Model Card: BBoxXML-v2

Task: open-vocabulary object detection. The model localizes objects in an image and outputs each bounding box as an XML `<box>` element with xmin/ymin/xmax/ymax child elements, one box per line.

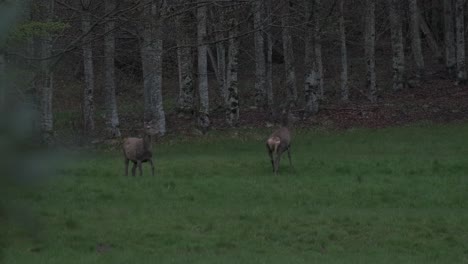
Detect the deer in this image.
<box><xmin>122</xmin><ymin>121</ymin><xmax>158</xmax><ymax>176</ymax></box>
<box><xmin>266</xmin><ymin>105</ymin><xmax>295</xmax><ymax>175</ymax></box>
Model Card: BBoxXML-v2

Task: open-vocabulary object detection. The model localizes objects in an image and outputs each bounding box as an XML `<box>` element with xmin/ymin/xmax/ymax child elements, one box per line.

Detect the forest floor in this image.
<box><xmin>2</xmin><ymin>123</ymin><xmax>468</xmax><ymax>263</ymax></box>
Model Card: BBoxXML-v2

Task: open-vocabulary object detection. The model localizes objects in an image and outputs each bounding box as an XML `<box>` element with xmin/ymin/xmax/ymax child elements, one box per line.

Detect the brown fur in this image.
<box><xmin>123</xmin><ymin>122</ymin><xmax>157</xmax><ymax>176</ymax></box>
<box><xmin>266</xmin><ymin>127</ymin><xmax>293</xmax><ymax>175</ymax></box>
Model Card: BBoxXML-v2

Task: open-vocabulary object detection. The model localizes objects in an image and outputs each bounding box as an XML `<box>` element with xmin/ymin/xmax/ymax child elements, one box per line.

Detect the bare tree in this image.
<box><xmin>81</xmin><ymin>0</ymin><xmax>95</xmax><ymax>134</ymax></box>
<box><xmin>103</xmin><ymin>0</ymin><xmax>120</xmax><ymax>138</ymax></box>
<box><xmin>364</xmin><ymin>0</ymin><xmax>376</xmax><ymax>102</ymax></box>
<box><xmin>304</xmin><ymin>0</ymin><xmax>319</xmax><ymax>115</ymax></box>
<box><xmin>409</xmin><ymin>0</ymin><xmax>424</xmax><ymax>80</ymax></box>
<box><xmin>197</xmin><ymin>1</ymin><xmax>210</xmax><ymax>131</ymax></box>
<box><xmin>265</xmin><ymin>0</ymin><xmax>274</xmax><ymax>110</ymax></box>
<box><xmin>175</xmin><ymin>2</ymin><xmax>194</xmax><ymax>115</ymax></box>
<box><xmin>140</xmin><ymin>0</ymin><xmax>166</xmax><ymax>135</ymax></box>
<box><xmin>455</xmin><ymin>0</ymin><xmax>466</xmax><ymax>83</ymax></box>
<box><xmin>281</xmin><ymin>0</ymin><xmax>297</xmax><ymax>104</ymax></box>
<box><xmin>226</xmin><ymin>18</ymin><xmax>240</xmax><ymax>126</ymax></box>
<box><xmin>389</xmin><ymin>0</ymin><xmax>405</xmax><ymax>91</ymax></box>
<box><xmin>36</xmin><ymin>0</ymin><xmax>55</xmax><ymax>143</ymax></box>
<box><xmin>0</xmin><ymin>51</ymin><xmax>5</xmax><ymax>106</ymax></box>
<box><xmin>314</xmin><ymin>0</ymin><xmax>324</xmax><ymax>99</ymax></box>
<box><xmin>253</xmin><ymin>0</ymin><xmax>266</xmax><ymax>108</ymax></box>
<box><xmin>443</xmin><ymin>0</ymin><xmax>456</xmax><ymax>76</ymax></box>
<box><xmin>339</xmin><ymin>0</ymin><xmax>348</xmax><ymax>100</ymax></box>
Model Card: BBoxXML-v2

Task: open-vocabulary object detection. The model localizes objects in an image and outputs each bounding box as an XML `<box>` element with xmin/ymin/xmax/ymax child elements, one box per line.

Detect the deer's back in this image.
<box><xmin>123</xmin><ymin>137</ymin><xmax>151</xmax><ymax>161</ymax></box>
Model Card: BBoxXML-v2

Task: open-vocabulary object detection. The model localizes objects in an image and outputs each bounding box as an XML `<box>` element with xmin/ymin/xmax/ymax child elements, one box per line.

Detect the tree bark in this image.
<box><xmin>140</xmin><ymin>0</ymin><xmax>166</xmax><ymax>135</ymax></box>
<box><xmin>455</xmin><ymin>0</ymin><xmax>466</xmax><ymax>83</ymax></box>
<box><xmin>443</xmin><ymin>0</ymin><xmax>456</xmax><ymax>76</ymax></box>
<box><xmin>81</xmin><ymin>6</ymin><xmax>95</xmax><ymax>134</ymax></box>
<box><xmin>0</xmin><ymin>52</ymin><xmax>5</xmax><ymax>107</ymax></box>
<box><xmin>304</xmin><ymin>0</ymin><xmax>319</xmax><ymax>115</ymax></box>
<box><xmin>265</xmin><ymin>0</ymin><xmax>274</xmax><ymax>110</ymax></box>
<box><xmin>104</xmin><ymin>0</ymin><xmax>121</xmax><ymax>138</ymax></box>
<box><xmin>314</xmin><ymin>0</ymin><xmax>324</xmax><ymax>99</ymax></box>
<box><xmin>339</xmin><ymin>0</ymin><xmax>348</xmax><ymax>100</ymax></box>
<box><xmin>281</xmin><ymin>0</ymin><xmax>297</xmax><ymax>104</ymax></box>
<box><xmin>365</xmin><ymin>0</ymin><xmax>376</xmax><ymax>102</ymax></box>
<box><xmin>226</xmin><ymin>19</ymin><xmax>240</xmax><ymax>127</ymax></box>
<box><xmin>389</xmin><ymin>0</ymin><xmax>405</xmax><ymax>91</ymax></box>
<box><xmin>175</xmin><ymin>5</ymin><xmax>194</xmax><ymax>114</ymax></box>
<box><xmin>197</xmin><ymin>2</ymin><xmax>210</xmax><ymax>132</ymax></box>
<box><xmin>254</xmin><ymin>0</ymin><xmax>266</xmax><ymax>108</ymax></box>
<box><xmin>409</xmin><ymin>0</ymin><xmax>424</xmax><ymax>80</ymax></box>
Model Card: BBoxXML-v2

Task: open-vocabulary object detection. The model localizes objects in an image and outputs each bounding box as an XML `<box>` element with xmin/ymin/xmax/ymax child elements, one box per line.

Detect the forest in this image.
<box><xmin>1</xmin><ymin>0</ymin><xmax>467</xmax><ymax>142</ymax></box>
<box><xmin>1</xmin><ymin>0</ymin><xmax>468</xmax><ymax>263</ymax></box>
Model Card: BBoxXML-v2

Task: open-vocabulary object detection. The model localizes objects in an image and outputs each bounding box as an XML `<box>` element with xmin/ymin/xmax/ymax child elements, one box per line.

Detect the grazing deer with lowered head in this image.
<box><xmin>266</xmin><ymin>106</ymin><xmax>295</xmax><ymax>175</ymax></box>
<box><xmin>123</xmin><ymin>122</ymin><xmax>158</xmax><ymax>176</ymax></box>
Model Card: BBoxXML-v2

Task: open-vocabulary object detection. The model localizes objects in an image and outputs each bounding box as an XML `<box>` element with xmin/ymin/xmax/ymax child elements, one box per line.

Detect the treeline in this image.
<box><xmin>0</xmin><ymin>0</ymin><xmax>465</xmax><ymax>143</ymax></box>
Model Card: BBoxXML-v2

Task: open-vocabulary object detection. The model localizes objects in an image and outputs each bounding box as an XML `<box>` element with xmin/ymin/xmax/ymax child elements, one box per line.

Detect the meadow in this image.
<box><xmin>2</xmin><ymin>123</ymin><xmax>468</xmax><ymax>263</ymax></box>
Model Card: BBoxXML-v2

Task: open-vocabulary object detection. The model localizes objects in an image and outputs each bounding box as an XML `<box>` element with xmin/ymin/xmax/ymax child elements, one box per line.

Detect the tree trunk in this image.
<box><xmin>140</xmin><ymin>0</ymin><xmax>166</xmax><ymax>135</ymax></box>
<box><xmin>389</xmin><ymin>0</ymin><xmax>405</xmax><ymax>91</ymax></box>
<box><xmin>339</xmin><ymin>0</ymin><xmax>348</xmax><ymax>100</ymax></box>
<box><xmin>304</xmin><ymin>0</ymin><xmax>319</xmax><ymax>115</ymax></box>
<box><xmin>281</xmin><ymin>0</ymin><xmax>297</xmax><ymax>104</ymax></box>
<box><xmin>226</xmin><ymin>19</ymin><xmax>240</xmax><ymax>127</ymax></box>
<box><xmin>197</xmin><ymin>2</ymin><xmax>210</xmax><ymax>132</ymax></box>
<box><xmin>175</xmin><ymin>7</ymin><xmax>194</xmax><ymax>114</ymax></box>
<box><xmin>81</xmin><ymin>8</ymin><xmax>95</xmax><ymax>134</ymax></box>
<box><xmin>38</xmin><ymin>0</ymin><xmax>54</xmax><ymax>144</ymax></box>
<box><xmin>419</xmin><ymin>10</ymin><xmax>442</xmax><ymax>61</ymax></box>
<box><xmin>254</xmin><ymin>0</ymin><xmax>266</xmax><ymax>108</ymax></box>
<box><xmin>409</xmin><ymin>0</ymin><xmax>424</xmax><ymax>80</ymax></box>
<box><xmin>0</xmin><ymin>52</ymin><xmax>5</xmax><ymax>106</ymax></box>
<box><xmin>104</xmin><ymin>0</ymin><xmax>121</xmax><ymax>138</ymax></box>
<box><xmin>265</xmin><ymin>0</ymin><xmax>274</xmax><ymax>110</ymax></box>
<box><xmin>314</xmin><ymin>0</ymin><xmax>324</xmax><ymax>99</ymax></box>
<box><xmin>365</xmin><ymin>0</ymin><xmax>376</xmax><ymax>102</ymax></box>
<box><xmin>443</xmin><ymin>0</ymin><xmax>456</xmax><ymax>76</ymax></box>
<box><xmin>455</xmin><ymin>0</ymin><xmax>466</xmax><ymax>83</ymax></box>
<box><xmin>210</xmin><ymin>5</ymin><xmax>227</xmax><ymax>105</ymax></box>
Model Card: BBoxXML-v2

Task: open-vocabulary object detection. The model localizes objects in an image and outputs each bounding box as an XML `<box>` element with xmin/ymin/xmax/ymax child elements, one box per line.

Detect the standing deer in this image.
<box><xmin>266</xmin><ymin>107</ymin><xmax>294</xmax><ymax>175</ymax></box>
<box><xmin>123</xmin><ymin>122</ymin><xmax>158</xmax><ymax>176</ymax></box>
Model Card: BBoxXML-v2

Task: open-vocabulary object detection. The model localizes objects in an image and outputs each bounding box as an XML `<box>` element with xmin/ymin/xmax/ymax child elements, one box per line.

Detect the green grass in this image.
<box><xmin>3</xmin><ymin>123</ymin><xmax>468</xmax><ymax>263</ymax></box>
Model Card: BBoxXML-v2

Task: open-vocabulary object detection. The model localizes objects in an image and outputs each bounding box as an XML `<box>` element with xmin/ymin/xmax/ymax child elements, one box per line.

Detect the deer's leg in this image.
<box><xmin>267</xmin><ymin>148</ymin><xmax>275</xmax><ymax>172</ymax></box>
<box><xmin>137</xmin><ymin>160</ymin><xmax>143</xmax><ymax>176</ymax></box>
<box><xmin>274</xmin><ymin>154</ymin><xmax>281</xmax><ymax>175</ymax></box>
<box><xmin>287</xmin><ymin>145</ymin><xmax>293</xmax><ymax>168</ymax></box>
<box><xmin>131</xmin><ymin>162</ymin><xmax>137</xmax><ymax>176</ymax></box>
<box><xmin>124</xmin><ymin>158</ymin><xmax>130</xmax><ymax>176</ymax></box>
<box><xmin>148</xmin><ymin>159</ymin><xmax>155</xmax><ymax>176</ymax></box>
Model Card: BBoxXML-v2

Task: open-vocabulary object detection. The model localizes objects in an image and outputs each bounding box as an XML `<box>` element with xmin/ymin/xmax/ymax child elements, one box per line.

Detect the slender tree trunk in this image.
<box><xmin>215</xmin><ymin>8</ymin><xmax>227</xmax><ymax>105</ymax></box>
<box><xmin>281</xmin><ymin>0</ymin><xmax>297</xmax><ymax>104</ymax></box>
<box><xmin>389</xmin><ymin>0</ymin><xmax>405</xmax><ymax>91</ymax></box>
<box><xmin>175</xmin><ymin>8</ymin><xmax>194</xmax><ymax>114</ymax></box>
<box><xmin>409</xmin><ymin>0</ymin><xmax>424</xmax><ymax>80</ymax></box>
<box><xmin>304</xmin><ymin>0</ymin><xmax>319</xmax><ymax>115</ymax></box>
<box><xmin>197</xmin><ymin>2</ymin><xmax>210</xmax><ymax>131</ymax></box>
<box><xmin>104</xmin><ymin>0</ymin><xmax>120</xmax><ymax>138</ymax></box>
<box><xmin>81</xmin><ymin>7</ymin><xmax>95</xmax><ymax>134</ymax></box>
<box><xmin>37</xmin><ymin>0</ymin><xmax>54</xmax><ymax>144</ymax></box>
<box><xmin>314</xmin><ymin>0</ymin><xmax>324</xmax><ymax>99</ymax></box>
<box><xmin>339</xmin><ymin>0</ymin><xmax>348</xmax><ymax>100</ymax></box>
<box><xmin>455</xmin><ymin>0</ymin><xmax>466</xmax><ymax>83</ymax></box>
<box><xmin>419</xmin><ymin>11</ymin><xmax>442</xmax><ymax>61</ymax></box>
<box><xmin>254</xmin><ymin>0</ymin><xmax>266</xmax><ymax>108</ymax></box>
<box><xmin>0</xmin><ymin>52</ymin><xmax>5</xmax><ymax>106</ymax></box>
<box><xmin>443</xmin><ymin>0</ymin><xmax>456</xmax><ymax>76</ymax></box>
<box><xmin>431</xmin><ymin>0</ymin><xmax>442</xmax><ymax>40</ymax></box>
<box><xmin>226</xmin><ymin>19</ymin><xmax>240</xmax><ymax>126</ymax></box>
<box><xmin>365</xmin><ymin>0</ymin><xmax>376</xmax><ymax>102</ymax></box>
<box><xmin>265</xmin><ymin>0</ymin><xmax>274</xmax><ymax>110</ymax></box>
<box><xmin>141</xmin><ymin>0</ymin><xmax>166</xmax><ymax>135</ymax></box>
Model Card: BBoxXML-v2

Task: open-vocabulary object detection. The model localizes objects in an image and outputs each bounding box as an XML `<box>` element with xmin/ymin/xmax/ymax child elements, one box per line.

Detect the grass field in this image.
<box><xmin>2</xmin><ymin>123</ymin><xmax>468</xmax><ymax>263</ymax></box>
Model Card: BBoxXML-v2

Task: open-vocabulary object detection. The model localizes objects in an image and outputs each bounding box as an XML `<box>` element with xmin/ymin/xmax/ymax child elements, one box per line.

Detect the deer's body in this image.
<box><xmin>266</xmin><ymin>126</ymin><xmax>293</xmax><ymax>175</ymax></box>
<box><xmin>123</xmin><ymin>123</ymin><xmax>157</xmax><ymax>176</ymax></box>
